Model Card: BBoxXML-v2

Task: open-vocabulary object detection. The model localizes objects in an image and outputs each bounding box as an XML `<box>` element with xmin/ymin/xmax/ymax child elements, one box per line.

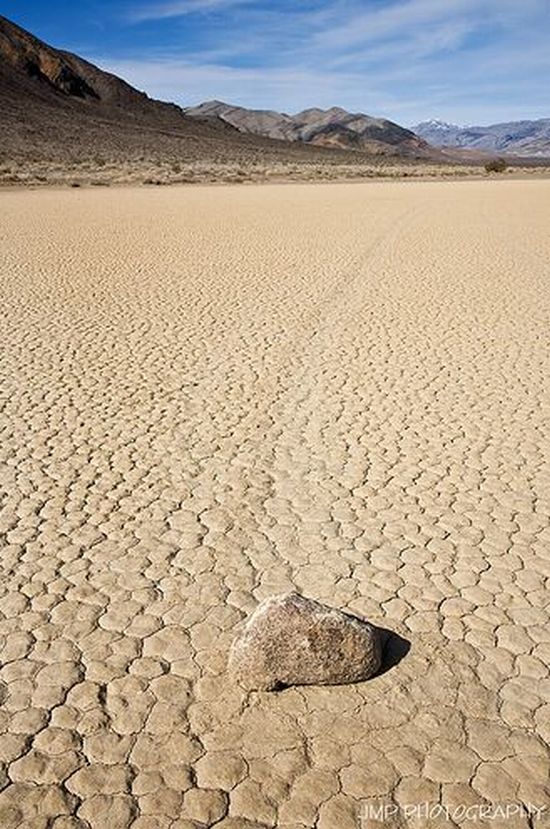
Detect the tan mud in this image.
<box><xmin>1</xmin><ymin>180</ymin><xmax>550</xmax><ymax>828</ymax></box>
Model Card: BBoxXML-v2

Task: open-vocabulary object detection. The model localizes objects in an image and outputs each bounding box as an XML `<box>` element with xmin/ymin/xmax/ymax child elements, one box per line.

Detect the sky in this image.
<box><xmin>2</xmin><ymin>0</ymin><xmax>549</xmax><ymax>125</ymax></box>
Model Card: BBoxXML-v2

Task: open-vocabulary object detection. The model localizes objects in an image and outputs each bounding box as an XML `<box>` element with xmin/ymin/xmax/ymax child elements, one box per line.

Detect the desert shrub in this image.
<box><xmin>485</xmin><ymin>158</ymin><xmax>507</xmax><ymax>173</ymax></box>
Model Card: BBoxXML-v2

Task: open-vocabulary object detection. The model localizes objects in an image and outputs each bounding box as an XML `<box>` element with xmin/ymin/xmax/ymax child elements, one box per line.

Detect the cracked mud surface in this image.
<box><xmin>1</xmin><ymin>180</ymin><xmax>550</xmax><ymax>828</ymax></box>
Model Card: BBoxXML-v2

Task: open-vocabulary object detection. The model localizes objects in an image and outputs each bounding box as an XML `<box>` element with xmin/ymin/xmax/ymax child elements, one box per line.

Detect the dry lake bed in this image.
<box><xmin>1</xmin><ymin>180</ymin><xmax>550</xmax><ymax>828</ymax></box>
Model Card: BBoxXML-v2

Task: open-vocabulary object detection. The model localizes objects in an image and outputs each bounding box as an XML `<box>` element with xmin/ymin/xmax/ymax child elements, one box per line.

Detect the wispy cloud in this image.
<box><xmin>90</xmin><ymin>0</ymin><xmax>550</xmax><ymax>123</ymax></box>
<box><xmin>129</xmin><ymin>0</ymin><xmax>253</xmax><ymax>22</ymax></box>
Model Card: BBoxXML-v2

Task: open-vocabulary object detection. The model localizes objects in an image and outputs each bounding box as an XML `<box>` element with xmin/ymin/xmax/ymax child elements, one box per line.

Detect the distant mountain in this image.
<box><xmin>413</xmin><ymin>118</ymin><xmax>550</xmax><ymax>157</ymax></box>
<box><xmin>187</xmin><ymin>101</ymin><xmax>430</xmax><ymax>156</ymax></box>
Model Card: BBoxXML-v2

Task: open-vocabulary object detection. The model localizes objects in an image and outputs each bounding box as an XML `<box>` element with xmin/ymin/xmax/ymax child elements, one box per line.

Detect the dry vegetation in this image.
<box><xmin>3</xmin><ymin>155</ymin><xmax>550</xmax><ymax>189</ymax></box>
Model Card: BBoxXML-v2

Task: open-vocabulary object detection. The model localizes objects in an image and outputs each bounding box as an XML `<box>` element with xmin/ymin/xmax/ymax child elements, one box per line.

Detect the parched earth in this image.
<box><xmin>1</xmin><ymin>180</ymin><xmax>549</xmax><ymax>829</ymax></box>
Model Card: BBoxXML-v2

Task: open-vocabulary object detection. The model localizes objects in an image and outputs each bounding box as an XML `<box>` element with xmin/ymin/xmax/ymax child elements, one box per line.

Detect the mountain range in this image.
<box><xmin>413</xmin><ymin>118</ymin><xmax>550</xmax><ymax>157</ymax></box>
<box><xmin>186</xmin><ymin>100</ymin><xmax>428</xmax><ymax>156</ymax></box>
<box><xmin>0</xmin><ymin>13</ymin><xmax>438</xmax><ymax>186</ymax></box>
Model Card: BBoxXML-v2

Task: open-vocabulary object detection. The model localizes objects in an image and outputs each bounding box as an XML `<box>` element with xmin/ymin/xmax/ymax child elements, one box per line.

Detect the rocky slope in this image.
<box><xmin>186</xmin><ymin>101</ymin><xmax>430</xmax><ymax>156</ymax></box>
<box><xmin>413</xmin><ymin>118</ymin><xmax>550</xmax><ymax>157</ymax></box>
<box><xmin>0</xmin><ymin>13</ymin><xmax>257</xmax><ymax>171</ymax></box>
<box><xmin>0</xmin><ymin>13</ymin><xmax>188</xmax><ymax>117</ymax></box>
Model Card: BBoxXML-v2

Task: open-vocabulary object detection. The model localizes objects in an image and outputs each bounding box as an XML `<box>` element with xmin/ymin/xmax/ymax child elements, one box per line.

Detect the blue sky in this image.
<box><xmin>3</xmin><ymin>0</ymin><xmax>549</xmax><ymax>125</ymax></box>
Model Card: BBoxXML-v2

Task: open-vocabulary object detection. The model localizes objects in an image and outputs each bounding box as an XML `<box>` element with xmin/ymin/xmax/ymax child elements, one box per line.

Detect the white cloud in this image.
<box><xmin>95</xmin><ymin>57</ymin><xmax>380</xmax><ymax>113</ymax></box>
<box><xmin>321</xmin><ymin>0</ymin><xmax>544</xmax><ymax>46</ymax></box>
<box><xmin>130</xmin><ymin>0</ymin><xmax>253</xmax><ymax>22</ymax></box>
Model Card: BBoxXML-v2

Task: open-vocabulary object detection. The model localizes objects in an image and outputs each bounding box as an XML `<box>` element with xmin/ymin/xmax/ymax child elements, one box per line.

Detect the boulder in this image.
<box><xmin>229</xmin><ymin>592</ymin><xmax>382</xmax><ymax>691</ymax></box>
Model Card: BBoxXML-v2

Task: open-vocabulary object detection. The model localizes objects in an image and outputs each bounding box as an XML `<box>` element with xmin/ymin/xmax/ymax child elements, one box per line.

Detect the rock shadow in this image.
<box><xmin>375</xmin><ymin>627</ymin><xmax>411</xmax><ymax>676</ymax></box>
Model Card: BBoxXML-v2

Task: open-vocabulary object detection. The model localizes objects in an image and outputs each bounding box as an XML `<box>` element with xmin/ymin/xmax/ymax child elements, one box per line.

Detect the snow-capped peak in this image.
<box><xmin>421</xmin><ymin>119</ymin><xmax>459</xmax><ymax>130</ymax></box>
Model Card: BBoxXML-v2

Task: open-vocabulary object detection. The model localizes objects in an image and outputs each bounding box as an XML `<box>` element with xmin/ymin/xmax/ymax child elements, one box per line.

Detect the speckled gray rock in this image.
<box><xmin>229</xmin><ymin>592</ymin><xmax>382</xmax><ymax>690</ymax></box>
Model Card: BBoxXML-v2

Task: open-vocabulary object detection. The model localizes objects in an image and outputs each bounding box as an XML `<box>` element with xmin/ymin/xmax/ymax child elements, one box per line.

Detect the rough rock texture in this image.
<box><xmin>230</xmin><ymin>593</ymin><xmax>382</xmax><ymax>690</ymax></box>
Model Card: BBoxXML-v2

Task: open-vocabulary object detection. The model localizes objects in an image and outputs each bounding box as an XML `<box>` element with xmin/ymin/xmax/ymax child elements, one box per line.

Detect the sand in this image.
<box><xmin>1</xmin><ymin>179</ymin><xmax>549</xmax><ymax>828</ymax></box>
